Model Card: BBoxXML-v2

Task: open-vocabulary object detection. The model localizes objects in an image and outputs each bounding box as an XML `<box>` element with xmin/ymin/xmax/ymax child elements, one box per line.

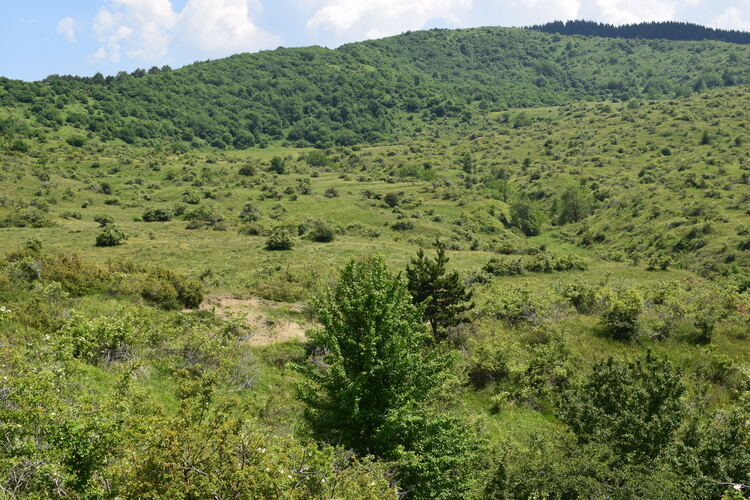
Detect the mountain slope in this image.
<box><xmin>2</xmin><ymin>26</ymin><xmax>750</xmax><ymax>148</ymax></box>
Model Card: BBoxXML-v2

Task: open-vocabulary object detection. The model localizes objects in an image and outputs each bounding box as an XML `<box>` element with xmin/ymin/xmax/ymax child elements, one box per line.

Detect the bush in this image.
<box><xmin>391</xmin><ymin>221</ymin><xmax>414</xmax><ymax>231</ymax></box>
<box><xmin>66</xmin><ymin>135</ymin><xmax>87</xmax><ymax>147</ymax></box>
<box><xmin>95</xmin><ymin>226</ymin><xmax>127</xmax><ymax>247</ymax></box>
<box><xmin>510</xmin><ymin>200</ymin><xmax>545</xmax><ymax>236</ymax></box>
<box><xmin>527</xmin><ymin>252</ymin><xmax>588</xmax><ymax>273</ymax></box>
<box><xmin>467</xmin><ymin>330</ymin><xmax>512</xmax><ymax>388</ymax></box>
<box><xmin>265</xmin><ymin>226</ymin><xmax>295</xmax><ymax>250</ymax></box>
<box><xmin>182</xmin><ymin>191</ymin><xmax>201</xmax><ymax>205</ymax></box>
<box><xmin>480</xmin><ymin>286</ymin><xmax>549</xmax><ymax>325</ymax></box>
<box><xmin>57</xmin><ymin>313</ymin><xmax>137</xmax><ymax>363</ymax></box>
<box><xmin>384</xmin><ymin>192</ymin><xmax>401</xmax><ymax>208</ymax></box>
<box><xmin>94</xmin><ymin>214</ymin><xmax>114</xmax><ymax>227</ymax></box>
<box><xmin>1</xmin><ymin>207</ymin><xmax>53</xmax><ymax>228</ymax></box>
<box><xmin>307</xmin><ymin>220</ymin><xmax>335</xmax><ymax>242</ymax></box>
<box><xmin>558</xmin><ymin>352</ymin><xmax>685</xmax><ymax>463</ymax></box>
<box><xmin>142</xmin><ymin>207</ymin><xmax>173</xmax><ymax>222</ymax></box>
<box><xmin>268</xmin><ymin>156</ymin><xmax>285</xmax><ymax>174</ymax></box>
<box><xmin>238</xmin><ymin>203</ymin><xmax>261</xmax><ymax>222</ymax></box>
<box><xmin>238</xmin><ymin>163</ymin><xmax>257</xmax><ymax>176</ymax></box>
<box><xmin>560</xmin><ymin>282</ymin><xmax>599</xmax><ymax>314</ymax></box>
<box><xmin>601</xmin><ymin>289</ymin><xmax>644</xmax><ymax>341</ymax></box>
<box><xmin>305</xmin><ymin>150</ymin><xmax>332</xmax><ymax>167</ymax></box>
<box><xmin>484</xmin><ymin>257</ymin><xmax>525</xmax><ymax>276</ymax></box>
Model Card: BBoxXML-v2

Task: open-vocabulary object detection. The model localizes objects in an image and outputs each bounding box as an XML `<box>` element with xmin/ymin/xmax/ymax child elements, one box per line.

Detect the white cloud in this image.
<box><xmin>90</xmin><ymin>0</ymin><xmax>279</xmax><ymax>65</ymax></box>
<box><xmin>515</xmin><ymin>0</ymin><xmax>582</xmax><ymax>21</ymax></box>
<box><xmin>712</xmin><ymin>2</ymin><xmax>750</xmax><ymax>31</ymax></box>
<box><xmin>177</xmin><ymin>0</ymin><xmax>278</xmax><ymax>54</ymax></box>
<box><xmin>593</xmin><ymin>0</ymin><xmax>676</xmax><ymax>24</ymax></box>
<box><xmin>307</xmin><ymin>0</ymin><xmax>474</xmax><ymax>40</ymax></box>
<box><xmin>57</xmin><ymin>17</ymin><xmax>77</xmax><ymax>43</ymax></box>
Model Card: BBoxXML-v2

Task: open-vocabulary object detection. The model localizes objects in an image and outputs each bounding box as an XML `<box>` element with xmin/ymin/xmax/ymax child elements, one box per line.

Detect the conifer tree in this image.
<box><xmin>406</xmin><ymin>240</ymin><xmax>474</xmax><ymax>340</ymax></box>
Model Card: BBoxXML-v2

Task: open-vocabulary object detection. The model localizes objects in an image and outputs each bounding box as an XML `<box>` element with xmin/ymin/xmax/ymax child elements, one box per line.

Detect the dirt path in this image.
<box><xmin>200</xmin><ymin>295</ymin><xmax>310</xmax><ymax>346</ymax></box>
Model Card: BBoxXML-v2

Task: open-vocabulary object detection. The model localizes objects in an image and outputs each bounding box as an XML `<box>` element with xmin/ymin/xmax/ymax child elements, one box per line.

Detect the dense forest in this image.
<box><xmin>1</xmin><ymin>27</ymin><xmax>750</xmax><ymax>149</ymax></box>
<box><xmin>1</xmin><ymin>24</ymin><xmax>750</xmax><ymax>499</ymax></box>
<box><xmin>531</xmin><ymin>20</ymin><xmax>750</xmax><ymax>45</ymax></box>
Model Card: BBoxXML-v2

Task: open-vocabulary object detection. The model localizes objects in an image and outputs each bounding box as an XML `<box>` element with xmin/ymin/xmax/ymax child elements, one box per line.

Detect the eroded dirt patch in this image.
<box><xmin>200</xmin><ymin>295</ymin><xmax>311</xmax><ymax>346</ymax></box>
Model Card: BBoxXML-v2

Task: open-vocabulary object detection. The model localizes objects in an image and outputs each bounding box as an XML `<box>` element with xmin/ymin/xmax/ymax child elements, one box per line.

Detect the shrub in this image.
<box><xmin>601</xmin><ymin>289</ymin><xmax>644</xmax><ymax>341</ymax></box>
<box><xmin>527</xmin><ymin>252</ymin><xmax>588</xmax><ymax>273</ymax></box>
<box><xmin>269</xmin><ymin>156</ymin><xmax>285</xmax><ymax>174</ymax></box>
<box><xmin>557</xmin><ymin>186</ymin><xmax>593</xmax><ymax>224</ymax></box>
<box><xmin>183</xmin><ymin>205</ymin><xmax>224</xmax><ymax>226</ymax></box>
<box><xmin>145</xmin><ymin>268</ymin><xmax>203</xmax><ymax>309</ymax></box>
<box><xmin>66</xmin><ymin>135</ymin><xmax>87</xmax><ymax>147</ymax></box>
<box><xmin>57</xmin><ymin>314</ymin><xmax>137</xmax><ymax>363</ymax></box>
<box><xmin>95</xmin><ymin>226</ymin><xmax>127</xmax><ymax>247</ymax></box>
<box><xmin>93</xmin><ymin>214</ymin><xmax>113</xmax><ymax>227</ymax></box>
<box><xmin>480</xmin><ymin>286</ymin><xmax>549</xmax><ymax>325</ymax></box>
<box><xmin>324</xmin><ymin>187</ymin><xmax>338</xmax><ymax>198</ymax></box>
<box><xmin>2</xmin><ymin>207</ymin><xmax>53</xmax><ymax>228</ymax></box>
<box><xmin>391</xmin><ymin>221</ymin><xmax>414</xmax><ymax>231</ymax></box>
<box><xmin>560</xmin><ymin>282</ymin><xmax>599</xmax><ymax>314</ymax></box>
<box><xmin>558</xmin><ymin>352</ymin><xmax>685</xmax><ymax>463</ymax></box>
<box><xmin>467</xmin><ymin>330</ymin><xmax>512</xmax><ymax>388</ymax></box>
<box><xmin>238</xmin><ymin>163</ymin><xmax>257</xmax><ymax>176</ymax></box>
<box><xmin>484</xmin><ymin>257</ymin><xmax>525</xmax><ymax>276</ymax></box>
<box><xmin>510</xmin><ymin>200</ymin><xmax>545</xmax><ymax>236</ymax></box>
<box><xmin>142</xmin><ymin>207</ymin><xmax>173</xmax><ymax>222</ymax></box>
<box><xmin>182</xmin><ymin>191</ymin><xmax>201</xmax><ymax>205</ymax></box>
<box><xmin>305</xmin><ymin>150</ymin><xmax>331</xmax><ymax>167</ymax></box>
<box><xmin>265</xmin><ymin>226</ymin><xmax>295</xmax><ymax>250</ymax></box>
<box><xmin>238</xmin><ymin>203</ymin><xmax>261</xmax><ymax>222</ymax></box>
<box><xmin>9</xmin><ymin>139</ymin><xmax>29</xmax><ymax>152</ymax></box>
<box><xmin>307</xmin><ymin>220</ymin><xmax>335</xmax><ymax>242</ymax></box>
<box><xmin>384</xmin><ymin>192</ymin><xmax>401</xmax><ymax>208</ymax></box>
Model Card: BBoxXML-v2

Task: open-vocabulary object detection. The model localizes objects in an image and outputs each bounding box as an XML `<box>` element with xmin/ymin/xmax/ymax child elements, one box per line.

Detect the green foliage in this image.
<box><xmin>558</xmin><ymin>351</ymin><xmax>686</xmax><ymax>463</ymax></box>
<box><xmin>1</xmin><ymin>207</ymin><xmax>53</xmax><ymax>228</ymax></box>
<box><xmin>510</xmin><ymin>199</ymin><xmax>545</xmax><ymax>236</ymax></box>
<box><xmin>560</xmin><ymin>281</ymin><xmax>600</xmax><ymax>314</ymax></box>
<box><xmin>300</xmin><ymin>256</ymin><xmax>482</xmax><ymax>498</ymax></box>
<box><xmin>142</xmin><ymin>206</ymin><xmax>173</xmax><ymax>222</ymax></box>
<box><xmin>479</xmin><ymin>286</ymin><xmax>550</xmax><ymax>325</ymax></box>
<box><xmin>66</xmin><ymin>135</ymin><xmax>87</xmax><ymax>147</ymax></box>
<box><xmin>601</xmin><ymin>288</ymin><xmax>644</xmax><ymax>341</ymax></box>
<box><xmin>307</xmin><ymin>219</ymin><xmax>335</xmax><ymax>243</ymax></box>
<box><xmin>93</xmin><ymin>214</ymin><xmax>114</xmax><ymax>227</ymax></box>
<box><xmin>305</xmin><ymin>150</ymin><xmax>332</xmax><ymax>167</ymax></box>
<box><xmin>265</xmin><ymin>226</ymin><xmax>295</xmax><ymax>251</ymax></box>
<box><xmin>526</xmin><ymin>252</ymin><xmax>588</xmax><ymax>272</ymax></box>
<box><xmin>406</xmin><ymin>240</ymin><xmax>474</xmax><ymax>339</ymax></box>
<box><xmin>557</xmin><ymin>185</ymin><xmax>593</xmax><ymax>224</ymax></box>
<box><xmin>95</xmin><ymin>225</ymin><xmax>127</xmax><ymax>247</ymax></box>
<box><xmin>56</xmin><ymin>313</ymin><xmax>138</xmax><ymax>363</ymax></box>
<box><xmin>484</xmin><ymin>256</ymin><xmax>525</xmax><ymax>276</ymax></box>
<box><xmin>269</xmin><ymin>156</ymin><xmax>286</xmax><ymax>174</ymax></box>
<box><xmin>238</xmin><ymin>202</ymin><xmax>262</xmax><ymax>222</ymax></box>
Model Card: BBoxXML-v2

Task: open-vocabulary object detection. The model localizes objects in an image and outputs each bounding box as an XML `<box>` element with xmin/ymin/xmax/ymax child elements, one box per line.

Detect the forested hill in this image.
<box><xmin>2</xmin><ymin>26</ymin><xmax>750</xmax><ymax>148</ymax></box>
<box><xmin>530</xmin><ymin>20</ymin><xmax>750</xmax><ymax>45</ymax></box>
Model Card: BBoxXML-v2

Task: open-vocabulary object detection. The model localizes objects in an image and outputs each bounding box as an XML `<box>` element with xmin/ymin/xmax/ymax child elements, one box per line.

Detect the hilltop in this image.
<box><xmin>2</xmin><ymin>26</ymin><xmax>750</xmax><ymax>148</ymax></box>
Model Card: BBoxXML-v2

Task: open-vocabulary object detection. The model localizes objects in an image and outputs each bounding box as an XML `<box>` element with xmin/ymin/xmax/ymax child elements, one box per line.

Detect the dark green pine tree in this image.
<box><xmin>406</xmin><ymin>239</ymin><xmax>474</xmax><ymax>340</ymax></box>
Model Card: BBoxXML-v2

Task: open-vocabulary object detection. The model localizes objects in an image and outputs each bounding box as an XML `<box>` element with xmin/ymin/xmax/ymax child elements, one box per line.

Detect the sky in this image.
<box><xmin>2</xmin><ymin>0</ymin><xmax>750</xmax><ymax>81</ymax></box>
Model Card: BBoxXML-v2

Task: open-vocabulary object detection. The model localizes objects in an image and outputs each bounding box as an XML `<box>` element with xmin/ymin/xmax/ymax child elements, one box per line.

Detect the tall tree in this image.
<box><xmin>299</xmin><ymin>256</ymin><xmax>482</xmax><ymax>498</ymax></box>
<box><xmin>406</xmin><ymin>240</ymin><xmax>474</xmax><ymax>340</ymax></box>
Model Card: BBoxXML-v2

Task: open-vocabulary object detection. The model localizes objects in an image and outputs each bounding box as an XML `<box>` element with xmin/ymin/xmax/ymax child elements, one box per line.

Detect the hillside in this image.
<box><xmin>531</xmin><ymin>20</ymin><xmax>750</xmax><ymax>44</ymax></box>
<box><xmin>2</xmin><ymin>27</ymin><xmax>750</xmax><ymax>149</ymax></box>
<box><xmin>1</xmin><ymin>26</ymin><xmax>749</xmax><ymax>499</ymax></box>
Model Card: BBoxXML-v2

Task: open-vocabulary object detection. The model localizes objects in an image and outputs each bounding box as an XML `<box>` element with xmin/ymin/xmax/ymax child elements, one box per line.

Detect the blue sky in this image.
<box><xmin>2</xmin><ymin>0</ymin><xmax>749</xmax><ymax>81</ymax></box>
